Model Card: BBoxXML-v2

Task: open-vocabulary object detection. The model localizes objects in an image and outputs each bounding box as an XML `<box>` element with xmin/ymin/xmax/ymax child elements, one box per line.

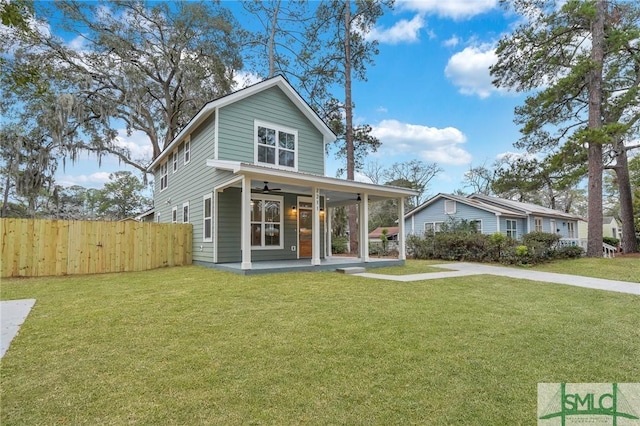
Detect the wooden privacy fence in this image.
<box><xmin>1</xmin><ymin>218</ymin><xmax>192</xmax><ymax>278</ymax></box>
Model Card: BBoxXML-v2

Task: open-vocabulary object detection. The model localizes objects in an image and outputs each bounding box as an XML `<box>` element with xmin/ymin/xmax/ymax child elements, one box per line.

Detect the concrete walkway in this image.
<box><xmin>1</xmin><ymin>299</ymin><xmax>36</xmax><ymax>359</ymax></box>
<box><xmin>356</xmin><ymin>262</ymin><xmax>640</xmax><ymax>295</ymax></box>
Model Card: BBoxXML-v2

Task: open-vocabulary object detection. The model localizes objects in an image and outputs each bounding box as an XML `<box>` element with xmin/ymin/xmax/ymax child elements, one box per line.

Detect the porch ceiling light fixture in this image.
<box><xmin>291</xmin><ymin>205</ymin><xmax>297</xmax><ymax>212</ymax></box>
<box><xmin>357</xmin><ymin>194</ymin><xmax>361</xmax><ymax>201</ymax></box>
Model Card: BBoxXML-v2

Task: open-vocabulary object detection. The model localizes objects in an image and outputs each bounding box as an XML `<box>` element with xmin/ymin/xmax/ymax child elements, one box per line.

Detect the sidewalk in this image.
<box><xmin>1</xmin><ymin>299</ymin><xmax>36</xmax><ymax>359</ymax></box>
<box><xmin>356</xmin><ymin>262</ymin><xmax>640</xmax><ymax>295</ymax></box>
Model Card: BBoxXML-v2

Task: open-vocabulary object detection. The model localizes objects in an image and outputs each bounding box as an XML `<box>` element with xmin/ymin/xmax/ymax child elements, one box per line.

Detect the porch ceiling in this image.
<box><xmin>207</xmin><ymin>160</ymin><xmax>418</xmax><ymax>206</ymax></box>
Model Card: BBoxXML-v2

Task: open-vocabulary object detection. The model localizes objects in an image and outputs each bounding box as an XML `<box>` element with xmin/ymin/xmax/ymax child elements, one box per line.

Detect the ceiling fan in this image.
<box><xmin>254</xmin><ymin>181</ymin><xmax>282</xmax><ymax>193</ymax></box>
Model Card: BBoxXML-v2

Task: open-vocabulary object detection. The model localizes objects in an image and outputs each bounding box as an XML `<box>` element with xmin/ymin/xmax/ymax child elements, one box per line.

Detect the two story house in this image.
<box><xmin>147</xmin><ymin>76</ymin><xmax>417</xmax><ymax>273</ymax></box>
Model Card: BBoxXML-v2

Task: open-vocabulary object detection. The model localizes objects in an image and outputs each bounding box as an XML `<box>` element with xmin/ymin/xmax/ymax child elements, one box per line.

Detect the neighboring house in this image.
<box><xmin>578</xmin><ymin>216</ymin><xmax>622</xmax><ymax>240</ymax></box>
<box><xmin>404</xmin><ymin>193</ymin><xmax>582</xmax><ymax>240</ymax></box>
<box><xmin>369</xmin><ymin>226</ymin><xmax>399</xmax><ymax>242</ymax></box>
<box><xmin>147</xmin><ymin>76</ymin><xmax>417</xmax><ymax>271</ymax></box>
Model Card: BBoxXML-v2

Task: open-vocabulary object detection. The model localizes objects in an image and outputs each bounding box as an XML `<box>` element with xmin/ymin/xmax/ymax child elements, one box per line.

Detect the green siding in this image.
<box><xmin>216</xmin><ymin>188</ymin><xmax>325</xmax><ymax>264</ymax></box>
<box><xmin>218</xmin><ymin>87</ymin><xmax>325</xmax><ymax>175</ymax></box>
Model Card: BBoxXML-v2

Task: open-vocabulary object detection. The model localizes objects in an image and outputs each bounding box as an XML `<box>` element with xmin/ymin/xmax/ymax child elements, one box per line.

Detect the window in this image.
<box><xmin>534</xmin><ymin>217</ymin><xmax>543</xmax><ymax>232</ymax></box>
<box><xmin>444</xmin><ymin>199</ymin><xmax>456</xmax><ymax>214</ymax></box>
<box><xmin>182</xmin><ymin>201</ymin><xmax>190</xmax><ymax>223</ymax></box>
<box><xmin>203</xmin><ymin>194</ymin><xmax>212</xmax><ymax>242</ymax></box>
<box><xmin>160</xmin><ymin>161</ymin><xmax>168</xmax><ymax>191</ymax></box>
<box><xmin>255</xmin><ymin>121</ymin><xmax>297</xmax><ymax>169</ymax></box>
<box><xmin>424</xmin><ymin>222</ymin><xmax>443</xmax><ymax>233</ymax></box>
<box><xmin>251</xmin><ymin>195</ymin><xmax>283</xmax><ymax>248</ymax></box>
<box><xmin>184</xmin><ymin>139</ymin><xmax>191</xmax><ymax>164</ymax></box>
<box><xmin>506</xmin><ymin>219</ymin><xmax>517</xmax><ymax>238</ymax></box>
<box><xmin>567</xmin><ymin>222</ymin><xmax>575</xmax><ymax>238</ymax></box>
<box><xmin>470</xmin><ymin>220</ymin><xmax>482</xmax><ymax>233</ymax></box>
<box><xmin>172</xmin><ymin>150</ymin><xmax>178</xmax><ymax>173</ymax></box>
<box><xmin>156</xmin><ymin>213</ymin><xmax>161</xmax><ymax>223</ymax></box>
<box><xmin>171</xmin><ymin>206</ymin><xmax>178</xmax><ymax>223</ymax></box>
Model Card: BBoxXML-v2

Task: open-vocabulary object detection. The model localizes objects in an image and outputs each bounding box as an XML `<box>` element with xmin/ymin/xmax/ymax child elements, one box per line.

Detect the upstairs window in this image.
<box><xmin>182</xmin><ymin>202</ymin><xmax>190</xmax><ymax>223</ymax></box>
<box><xmin>444</xmin><ymin>199</ymin><xmax>456</xmax><ymax>214</ymax></box>
<box><xmin>184</xmin><ymin>138</ymin><xmax>191</xmax><ymax>164</ymax></box>
<box><xmin>172</xmin><ymin>206</ymin><xmax>178</xmax><ymax>223</ymax></box>
<box><xmin>160</xmin><ymin>161</ymin><xmax>168</xmax><ymax>191</ymax></box>
<box><xmin>172</xmin><ymin>150</ymin><xmax>178</xmax><ymax>173</ymax></box>
<box><xmin>255</xmin><ymin>121</ymin><xmax>297</xmax><ymax>170</ymax></box>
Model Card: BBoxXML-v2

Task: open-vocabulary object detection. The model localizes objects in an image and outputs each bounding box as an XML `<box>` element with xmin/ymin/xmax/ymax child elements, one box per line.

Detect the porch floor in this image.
<box><xmin>198</xmin><ymin>256</ymin><xmax>404</xmax><ymax>275</ymax></box>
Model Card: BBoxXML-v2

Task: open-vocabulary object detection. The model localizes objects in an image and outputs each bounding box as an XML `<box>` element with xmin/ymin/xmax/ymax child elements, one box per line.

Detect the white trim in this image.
<box><xmin>250</xmin><ymin>193</ymin><xmax>285</xmax><ymax>250</ymax></box>
<box><xmin>184</xmin><ymin>137</ymin><xmax>191</xmax><ymax>165</ymax></box>
<box><xmin>312</xmin><ymin>188</ymin><xmax>321</xmax><ymax>265</ymax></box>
<box><xmin>398</xmin><ymin>197</ymin><xmax>406</xmax><ymax>260</ymax></box>
<box><xmin>160</xmin><ymin>161</ymin><xmax>168</xmax><ymax>191</ymax></box>
<box><xmin>147</xmin><ymin>76</ymin><xmax>335</xmax><ymax>172</ymax></box>
<box><xmin>297</xmin><ymin>196</ymin><xmax>313</xmax><ymax>259</ymax></box>
<box><xmin>156</xmin><ymin>213</ymin><xmax>161</xmax><ymax>223</ymax></box>
<box><xmin>205</xmin><ymin>160</ymin><xmax>418</xmax><ymax>199</ymax></box>
<box><xmin>241</xmin><ymin>177</ymin><xmax>252</xmax><ymax>269</ymax></box>
<box><xmin>172</xmin><ymin>150</ymin><xmax>178</xmax><ymax>173</ymax></box>
<box><xmin>424</xmin><ymin>222</ymin><xmax>444</xmax><ymax>233</ymax></box>
<box><xmin>534</xmin><ymin>216</ymin><xmax>543</xmax><ymax>232</ymax></box>
<box><xmin>182</xmin><ymin>201</ymin><xmax>190</xmax><ymax>223</ymax></box>
<box><xmin>171</xmin><ymin>206</ymin><xmax>178</xmax><ymax>223</ymax></box>
<box><xmin>214</xmin><ymin>107</ymin><xmax>219</xmax><ymax>160</ymax></box>
<box><xmin>444</xmin><ymin>199</ymin><xmax>456</xmax><ymax>214</ymax></box>
<box><xmin>254</xmin><ymin>120</ymin><xmax>298</xmax><ymax>172</ymax></box>
<box><xmin>506</xmin><ymin>219</ymin><xmax>517</xmax><ymax>238</ymax></box>
<box><xmin>203</xmin><ymin>193</ymin><xmax>213</xmax><ymax>243</ymax></box>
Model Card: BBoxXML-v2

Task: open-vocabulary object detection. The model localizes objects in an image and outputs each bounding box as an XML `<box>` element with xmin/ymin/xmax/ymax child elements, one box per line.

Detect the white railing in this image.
<box><xmin>603</xmin><ymin>242</ymin><xmax>617</xmax><ymax>258</ymax></box>
<box><xmin>558</xmin><ymin>238</ymin><xmax>617</xmax><ymax>258</ymax></box>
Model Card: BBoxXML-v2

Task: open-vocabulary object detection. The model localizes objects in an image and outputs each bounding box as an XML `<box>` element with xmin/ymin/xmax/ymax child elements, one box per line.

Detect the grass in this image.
<box><xmin>371</xmin><ymin>259</ymin><xmax>451</xmax><ymax>275</ymax></box>
<box><xmin>529</xmin><ymin>257</ymin><xmax>640</xmax><ymax>283</ymax></box>
<box><xmin>1</xmin><ymin>265</ymin><xmax>639</xmax><ymax>425</ymax></box>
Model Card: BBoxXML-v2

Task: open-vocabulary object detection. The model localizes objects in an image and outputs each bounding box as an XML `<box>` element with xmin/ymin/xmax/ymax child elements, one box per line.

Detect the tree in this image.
<box><xmin>492</xmin><ymin>0</ymin><xmax>640</xmax><ymax>255</ymax></box>
<box><xmin>5</xmin><ymin>1</ymin><xmax>243</xmax><ymax>172</ymax></box>
<box><xmin>303</xmin><ymin>0</ymin><xmax>391</xmax><ymax>253</ymax></box>
<box><xmin>96</xmin><ymin>172</ymin><xmax>151</xmax><ymax>220</ymax></box>
<box><xmin>384</xmin><ymin>160</ymin><xmax>442</xmax><ymax>207</ymax></box>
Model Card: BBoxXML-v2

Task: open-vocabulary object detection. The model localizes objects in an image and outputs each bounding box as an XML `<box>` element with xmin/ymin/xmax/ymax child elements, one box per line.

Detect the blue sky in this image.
<box><xmin>54</xmin><ymin>0</ymin><xmax>528</xmax><ymax>197</ymax></box>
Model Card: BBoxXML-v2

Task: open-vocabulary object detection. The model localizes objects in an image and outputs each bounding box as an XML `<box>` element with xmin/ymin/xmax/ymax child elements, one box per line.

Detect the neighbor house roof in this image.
<box><xmin>368</xmin><ymin>226</ymin><xmax>399</xmax><ymax>239</ymax></box>
<box><xmin>148</xmin><ymin>75</ymin><xmax>336</xmax><ymax>172</ymax></box>
<box><xmin>469</xmin><ymin>194</ymin><xmax>582</xmax><ymax>221</ymax></box>
<box><xmin>404</xmin><ymin>193</ymin><xmax>527</xmax><ymax>219</ymax></box>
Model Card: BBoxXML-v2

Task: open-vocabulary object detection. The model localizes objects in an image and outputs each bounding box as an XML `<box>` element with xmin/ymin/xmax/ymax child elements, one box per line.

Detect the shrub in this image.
<box><xmin>332</xmin><ymin>236</ymin><xmax>348</xmax><ymax>254</ymax></box>
<box><xmin>406</xmin><ymin>233</ymin><xmax>434</xmax><ymax>259</ymax></box>
<box><xmin>556</xmin><ymin>245</ymin><xmax>584</xmax><ymax>259</ymax></box>
<box><xmin>603</xmin><ymin>236</ymin><xmax>619</xmax><ymax>247</ymax></box>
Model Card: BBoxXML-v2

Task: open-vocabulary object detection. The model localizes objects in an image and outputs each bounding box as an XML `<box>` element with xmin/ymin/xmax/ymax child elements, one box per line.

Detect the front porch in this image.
<box><xmin>197</xmin><ymin>256</ymin><xmax>404</xmax><ymax>275</ymax></box>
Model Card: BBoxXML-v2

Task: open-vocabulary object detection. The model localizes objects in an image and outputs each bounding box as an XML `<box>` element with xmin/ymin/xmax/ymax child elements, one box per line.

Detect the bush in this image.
<box><xmin>406</xmin><ymin>233</ymin><xmax>434</xmax><ymax>259</ymax></box>
<box><xmin>556</xmin><ymin>245</ymin><xmax>584</xmax><ymax>259</ymax></box>
<box><xmin>603</xmin><ymin>236</ymin><xmax>619</xmax><ymax>247</ymax></box>
<box><xmin>332</xmin><ymin>236</ymin><xmax>348</xmax><ymax>254</ymax></box>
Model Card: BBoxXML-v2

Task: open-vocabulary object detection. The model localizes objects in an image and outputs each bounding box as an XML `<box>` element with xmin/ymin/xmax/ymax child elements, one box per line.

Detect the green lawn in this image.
<box><xmin>1</xmin><ymin>265</ymin><xmax>639</xmax><ymax>425</ymax></box>
<box><xmin>529</xmin><ymin>257</ymin><xmax>640</xmax><ymax>283</ymax></box>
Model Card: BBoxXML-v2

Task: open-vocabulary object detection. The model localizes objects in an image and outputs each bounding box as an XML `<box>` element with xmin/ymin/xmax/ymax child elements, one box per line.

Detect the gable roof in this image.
<box><xmin>147</xmin><ymin>75</ymin><xmax>336</xmax><ymax>172</ymax></box>
<box><xmin>469</xmin><ymin>194</ymin><xmax>582</xmax><ymax>221</ymax></box>
<box><xmin>404</xmin><ymin>193</ymin><xmax>527</xmax><ymax>219</ymax></box>
<box><xmin>368</xmin><ymin>226</ymin><xmax>399</xmax><ymax>238</ymax></box>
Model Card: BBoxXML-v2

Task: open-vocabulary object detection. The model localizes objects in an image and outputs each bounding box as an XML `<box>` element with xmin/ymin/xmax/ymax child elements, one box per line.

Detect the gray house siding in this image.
<box><xmin>217</xmin><ymin>87</ymin><xmax>325</xmax><ymax>175</ymax></box>
<box><xmin>498</xmin><ymin>217</ymin><xmax>527</xmax><ymax>239</ymax></box>
<box><xmin>152</xmin><ymin>113</ymin><xmax>217</xmax><ymax>263</ymax></box>
<box><xmin>215</xmin><ymin>188</ymin><xmax>325</xmax><ymax>264</ymax></box>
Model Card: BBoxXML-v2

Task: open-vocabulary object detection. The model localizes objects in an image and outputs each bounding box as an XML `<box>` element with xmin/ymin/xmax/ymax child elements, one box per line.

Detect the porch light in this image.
<box><xmin>319</xmin><ymin>207</ymin><xmax>324</xmax><ymax>213</ymax></box>
<box><xmin>291</xmin><ymin>205</ymin><xmax>297</xmax><ymax>212</ymax></box>
<box><xmin>357</xmin><ymin>194</ymin><xmax>361</xmax><ymax>201</ymax></box>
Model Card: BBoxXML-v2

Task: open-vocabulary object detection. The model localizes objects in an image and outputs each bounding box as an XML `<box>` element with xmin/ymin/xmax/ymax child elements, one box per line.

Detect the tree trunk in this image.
<box><xmin>613</xmin><ymin>144</ymin><xmax>638</xmax><ymax>253</ymax></box>
<box><xmin>267</xmin><ymin>0</ymin><xmax>280</xmax><ymax>78</ymax></box>
<box><xmin>1</xmin><ymin>174</ymin><xmax>10</xmax><ymax>218</ymax></box>
<box><xmin>343</xmin><ymin>0</ymin><xmax>358</xmax><ymax>254</ymax></box>
<box><xmin>586</xmin><ymin>0</ymin><xmax>605</xmax><ymax>257</ymax></box>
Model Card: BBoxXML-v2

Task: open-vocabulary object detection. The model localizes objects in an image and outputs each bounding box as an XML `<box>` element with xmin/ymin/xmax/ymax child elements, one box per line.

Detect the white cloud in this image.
<box><xmin>114</xmin><ymin>129</ymin><xmax>153</xmax><ymax>162</ymax></box>
<box><xmin>398</xmin><ymin>0</ymin><xmax>498</xmax><ymax>20</ymax></box>
<box><xmin>371</xmin><ymin>119</ymin><xmax>472</xmax><ymax>165</ymax></box>
<box><xmin>376</xmin><ymin>106</ymin><xmax>388</xmax><ymax>113</ymax></box>
<box><xmin>57</xmin><ymin>172</ymin><xmax>112</xmax><ymax>188</ymax></box>
<box><xmin>443</xmin><ymin>36</ymin><xmax>460</xmax><ymax>47</ymax></box>
<box><xmin>445</xmin><ymin>44</ymin><xmax>505</xmax><ymax>98</ymax></box>
<box><xmin>233</xmin><ymin>71</ymin><xmax>263</xmax><ymax>89</ymax></box>
<box><xmin>67</xmin><ymin>35</ymin><xmax>86</xmax><ymax>51</ymax></box>
<box><xmin>367</xmin><ymin>14</ymin><xmax>425</xmax><ymax>44</ymax></box>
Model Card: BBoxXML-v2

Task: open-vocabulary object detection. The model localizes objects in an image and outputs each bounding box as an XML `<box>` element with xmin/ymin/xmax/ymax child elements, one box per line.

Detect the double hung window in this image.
<box><xmin>256</xmin><ymin>122</ymin><xmax>297</xmax><ymax>169</ymax></box>
<box><xmin>251</xmin><ymin>195</ymin><xmax>283</xmax><ymax>248</ymax></box>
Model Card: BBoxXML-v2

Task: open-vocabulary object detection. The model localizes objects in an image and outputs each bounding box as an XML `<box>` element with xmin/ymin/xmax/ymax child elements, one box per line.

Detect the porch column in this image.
<box><xmin>398</xmin><ymin>197</ymin><xmax>406</xmax><ymax>260</ymax></box>
<box><xmin>326</xmin><ymin>206</ymin><xmax>333</xmax><ymax>258</ymax></box>
<box><xmin>360</xmin><ymin>193</ymin><xmax>369</xmax><ymax>262</ymax></box>
<box><xmin>495</xmin><ymin>213</ymin><xmax>501</xmax><ymax>233</ymax></box>
<box><xmin>241</xmin><ymin>176</ymin><xmax>252</xmax><ymax>270</ymax></box>
<box><xmin>312</xmin><ymin>187</ymin><xmax>321</xmax><ymax>265</ymax></box>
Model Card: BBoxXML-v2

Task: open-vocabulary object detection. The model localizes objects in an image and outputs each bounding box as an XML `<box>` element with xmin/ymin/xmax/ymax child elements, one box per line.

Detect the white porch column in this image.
<box><xmin>360</xmin><ymin>193</ymin><xmax>369</xmax><ymax>262</ymax></box>
<box><xmin>496</xmin><ymin>213</ymin><xmax>501</xmax><ymax>233</ymax></box>
<box><xmin>241</xmin><ymin>176</ymin><xmax>252</xmax><ymax>270</ymax></box>
<box><xmin>398</xmin><ymin>197</ymin><xmax>406</xmax><ymax>260</ymax></box>
<box><xmin>326</xmin><ymin>206</ymin><xmax>333</xmax><ymax>258</ymax></box>
<box><xmin>312</xmin><ymin>187</ymin><xmax>321</xmax><ymax>265</ymax></box>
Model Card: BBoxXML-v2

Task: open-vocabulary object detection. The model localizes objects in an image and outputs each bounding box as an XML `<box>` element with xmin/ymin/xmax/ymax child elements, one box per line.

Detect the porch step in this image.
<box><xmin>336</xmin><ymin>267</ymin><xmax>366</xmax><ymax>274</ymax></box>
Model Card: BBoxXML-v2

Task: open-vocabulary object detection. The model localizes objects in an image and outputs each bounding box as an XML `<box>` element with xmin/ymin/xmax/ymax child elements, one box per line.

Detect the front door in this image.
<box><xmin>298</xmin><ymin>201</ymin><xmax>313</xmax><ymax>258</ymax></box>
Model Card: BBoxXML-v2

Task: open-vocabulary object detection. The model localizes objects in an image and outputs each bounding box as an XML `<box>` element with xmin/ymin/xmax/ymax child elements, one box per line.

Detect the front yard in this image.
<box><xmin>1</xmin><ymin>262</ymin><xmax>638</xmax><ymax>424</ymax></box>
